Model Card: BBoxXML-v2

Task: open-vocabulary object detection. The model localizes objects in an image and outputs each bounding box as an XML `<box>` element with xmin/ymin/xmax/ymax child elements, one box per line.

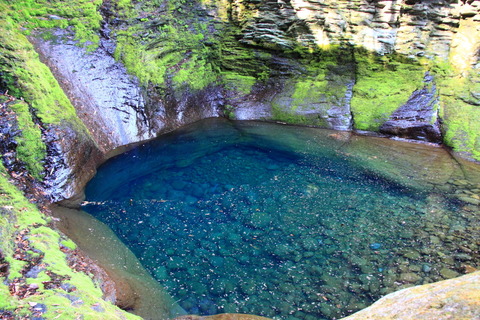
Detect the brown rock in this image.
<box><xmin>462</xmin><ymin>264</ymin><xmax>478</xmax><ymax>274</ymax></box>
<box><xmin>342</xmin><ymin>272</ymin><xmax>480</xmax><ymax>319</ymax></box>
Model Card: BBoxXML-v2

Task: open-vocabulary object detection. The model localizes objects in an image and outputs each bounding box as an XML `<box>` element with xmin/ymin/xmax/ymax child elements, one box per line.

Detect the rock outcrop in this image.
<box><xmin>343</xmin><ymin>271</ymin><xmax>480</xmax><ymax>319</ymax></box>
<box><xmin>31</xmin><ymin>30</ymin><xmax>153</xmax><ymax>153</ymax></box>
<box><xmin>379</xmin><ymin>73</ymin><xmax>442</xmax><ymax>143</ymax></box>
<box><xmin>221</xmin><ymin>0</ymin><xmax>480</xmax><ymax>158</ymax></box>
<box><xmin>228</xmin><ymin>0</ymin><xmax>479</xmax><ymax>60</ymax></box>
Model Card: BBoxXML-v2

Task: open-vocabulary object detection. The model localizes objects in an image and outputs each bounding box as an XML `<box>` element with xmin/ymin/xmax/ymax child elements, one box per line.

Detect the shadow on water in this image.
<box><xmin>62</xmin><ymin>118</ymin><xmax>480</xmax><ymax>320</ymax></box>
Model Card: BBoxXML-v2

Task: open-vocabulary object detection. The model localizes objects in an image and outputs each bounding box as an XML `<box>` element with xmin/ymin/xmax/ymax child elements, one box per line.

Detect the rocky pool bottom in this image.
<box><xmin>79</xmin><ymin>119</ymin><xmax>480</xmax><ymax>320</ymax></box>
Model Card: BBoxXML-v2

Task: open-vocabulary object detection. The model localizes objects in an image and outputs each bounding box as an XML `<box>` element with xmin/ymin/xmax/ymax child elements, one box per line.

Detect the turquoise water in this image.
<box><xmin>83</xmin><ymin>119</ymin><xmax>478</xmax><ymax>320</ymax></box>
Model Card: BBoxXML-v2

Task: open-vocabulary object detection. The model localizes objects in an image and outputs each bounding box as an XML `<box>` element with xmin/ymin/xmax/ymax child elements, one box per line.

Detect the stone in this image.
<box><xmin>342</xmin><ymin>272</ymin><xmax>480</xmax><ymax>320</ymax></box>
<box><xmin>462</xmin><ymin>264</ymin><xmax>478</xmax><ymax>274</ymax></box>
<box><xmin>422</xmin><ymin>264</ymin><xmax>432</xmax><ymax>273</ymax></box>
<box><xmin>248</xmin><ymin>211</ymin><xmax>272</xmax><ymax>229</ymax></box>
<box><xmin>399</xmin><ymin>272</ymin><xmax>421</xmax><ymax>283</ymax></box>
<box><xmin>379</xmin><ymin>73</ymin><xmax>442</xmax><ymax>143</ymax></box>
<box><xmin>403</xmin><ymin>250</ymin><xmax>421</xmax><ymax>260</ymax></box>
<box><xmin>369</xmin><ymin>243</ymin><xmax>382</xmax><ymax>250</ymax></box>
<box><xmin>439</xmin><ymin>268</ymin><xmax>460</xmax><ymax>279</ymax></box>
<box><xmin>454</xmin><ymin>253</ymin><xmax>473</xmax><ymax>261</ymax></box>
<box><xmin>458</xmin><ymin>196</ymin><xmax>480</xmax><ymax>206</ymax></box>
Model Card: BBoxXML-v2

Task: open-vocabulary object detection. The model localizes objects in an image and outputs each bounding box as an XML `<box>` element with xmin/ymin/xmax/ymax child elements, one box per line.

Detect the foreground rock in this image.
<box><xmin>343</xmin><ymin>271</ymin><xmax>480</xmax><ymax>319</ymax></box>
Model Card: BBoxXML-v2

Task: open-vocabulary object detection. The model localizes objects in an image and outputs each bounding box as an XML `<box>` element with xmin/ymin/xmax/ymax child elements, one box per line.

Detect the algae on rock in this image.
<box><xmin>0</xmin><ymin>163</ymin><xmax>141</xmax><ymax>320</ymax></box>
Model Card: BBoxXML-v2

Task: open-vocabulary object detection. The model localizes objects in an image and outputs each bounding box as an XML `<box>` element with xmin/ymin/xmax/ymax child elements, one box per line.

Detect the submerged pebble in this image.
<box><xmin>83</xmin><ymin>120</ymin><xmax>480</xmax><ymax>320</ymax></box>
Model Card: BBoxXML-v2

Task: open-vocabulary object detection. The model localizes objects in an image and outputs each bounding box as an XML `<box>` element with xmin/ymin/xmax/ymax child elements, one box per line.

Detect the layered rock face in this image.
<box><xmin>223</xmin><ymin>0</ymin><xmax>479</xmax><ymax>159</ymax></box>
<box><xmin>32</xmin><ymin>30</ymin><xmax>222</xmax><ymax>155</ymax></box>
<box><xmin>229</xmin><ymin>0</ymin><xmax>479</xmax><ymax>60</ymax></box>
<box><xmin>379</xmin><ymin>73</ymin><xmax>442</xmax><ymax>142</ymax></box>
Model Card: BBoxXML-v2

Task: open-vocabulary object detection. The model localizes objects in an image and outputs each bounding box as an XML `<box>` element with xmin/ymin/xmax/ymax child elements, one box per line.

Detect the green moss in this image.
<box><xmin>0</xmin><ymin>9</ymin><xmax>94</xmax><ymax>180</ymax></box>
<box><xmin>111</xmin><ymin>0</ymin><xmax>221</xmax><ymax>92</ymax></box>
<box><xmin>172</xmin><ymin>54</ymin><xmax>217</xmax><ymax>90</ymax></box>
<box><xmin>350</xmin><ymin>49</ymin><xmax>426</xmax><ymax>131</ymax></box>
<box><xmin>435</xmin><ymin>65</ymin><xmax>480</xmax><ymax>161</ymax></box>
<box><xmin>0</xmin><ymin>13</ymin><xmax>88</xmax><ymax>126</ymax></box>
<box><xmin>0</xmin><ymin>166</ymin><xmax>46</xmax><ymax>228</ymax></box>
<box><xmin>218</xmin><ymin>27</ymin><xmax>272</xmax><ymax>79</ymax></box>
<box><xmin>4</xmin><ymin>0</ymin><xmax>102</xmax><ymax>48</ymax></box>
<box><xmin>0</xmin><ymin>282</ymin><xmax>14</xmax><ymax>310</ymax></box>
<box><xmin>60</xmin><ymin>238</ymin><xmax>77</xmax><ymax>250</ymax></box>
<box><xmin>267</xmin><ymin>47</ymin><xmax>353</xmax><ymax>126</ymax></box>
<box><xmin>0</xmin><ymin>162</ymin><xmax>141</xmax><ymax>319</ymax></box>
<box><xmin>29</xmin><ymin>226</ymin><xmax>77</xmax><ymax>277</ymax></box>
<box><xmin>271</xmin><ymin>102</ymin><xmax>309</xmax><ymax>124</ymax></box>
<box><xmin>222</xmin><ymin>73</ymin><xmax>256</xmax><ymax>94</ymax></box>
<box><xmin>7</xmin><ymin>100</ymin><xmax>46</xmax><ymax>179</ymax></box>
<box><xmin>4</xmin><ymin>258</ymin><xmax>27</xmax><ymax>279</ymax></box>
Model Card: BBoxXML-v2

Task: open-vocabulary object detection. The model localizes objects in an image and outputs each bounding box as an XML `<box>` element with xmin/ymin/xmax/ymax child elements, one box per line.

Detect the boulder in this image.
<box><xmin>342</xmin><ymin>271</ymin><xmax>480</xmax><ymax>319</ymax></box>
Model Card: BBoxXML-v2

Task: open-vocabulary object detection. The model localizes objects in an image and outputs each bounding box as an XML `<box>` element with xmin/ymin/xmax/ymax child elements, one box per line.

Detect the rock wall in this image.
<box><xmin>32</xmin><ymin>30</ymin><xmax>222</xmax><ymax>155</ymax></box>
<box><xmin>227</xmin><ymin>0</ymin><xmax>480</xmax><ymax>60</ymax></box>
<box><xmin>217</xmin><ymin>0</ymin><xmax>480</xmax><ymax>159</ymax></box>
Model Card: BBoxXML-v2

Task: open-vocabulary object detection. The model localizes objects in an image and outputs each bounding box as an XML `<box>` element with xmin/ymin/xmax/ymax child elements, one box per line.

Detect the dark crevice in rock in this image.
<box><xmin>379</xmin><ymin>72</ymin><xmax>442</xmax><ymax>143</ymax></box>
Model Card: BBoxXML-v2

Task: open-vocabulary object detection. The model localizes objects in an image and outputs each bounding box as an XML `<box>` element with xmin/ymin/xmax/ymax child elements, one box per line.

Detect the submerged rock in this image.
<box><xmin>174</xmin><ymin>314</ymin><xmax>271</xmax><ymax>320</ymax></box>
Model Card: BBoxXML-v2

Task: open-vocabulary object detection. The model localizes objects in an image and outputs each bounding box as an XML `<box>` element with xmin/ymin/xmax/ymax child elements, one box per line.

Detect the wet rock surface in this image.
<box><xmin>379</xmin><ymin>73</ymin><xmax>442</xmax><ymax>143</ymax></box>
<box><xmin>31</xmin><ymin>29</ymin><xmax>153</xmax><ymax>152</ymax></box>
<box><xmin>32</xmin><ymin>29</ymin><xmax>223</xmax><ymax>155</ymax></box>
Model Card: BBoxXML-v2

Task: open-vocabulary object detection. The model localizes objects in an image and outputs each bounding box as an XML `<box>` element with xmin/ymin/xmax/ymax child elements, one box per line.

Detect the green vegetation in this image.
<box><xmin>0</xmin><ymin>3</ymin><xmax>94</xmax><ymax>179</ymax></box>
<box><xmin>271</xmin><ymin>102</ymin><xmax>309</xmax><ymax>124</ymax></box>
<box><xmin>222</xmin><ymin>73</ymin><xmax>257</xmax><ymax>95</ymax></box>
<box><xmin>0</xmin><ymin>163</ymin><xmax>140</xmax><ymax>319</ymax></box>
<box><xmin>351</xmin><ymin>49</ymin><xmax>426</xmax><ymax>131</ymax></box>
<box><xmin>4</xmin><ymin>0</ymin><xmax>102</xmax><ymax>49</ymax></box>
<box><xmin>111</xmin><ymin>0</ymin><xmax>220</xmax><ymax>91</ymax></box>
<box><xmin>0</xmin><ymin>18</ymin><xmax>82</xmax><ymax>126</ymax></box>
<box><xmin>7</xmin><ymin>100</ymin><xmax>46</xmax><ymax>179</ymax></box>
<box><xmin>434</xmin><ymin>64</ymin><xmax>480</xmax><ymax>161</ymax></box>
<box><xmin>268</xmin><ymin>46</ymin><xmax>353</xmax><ymax>126</ymax></box>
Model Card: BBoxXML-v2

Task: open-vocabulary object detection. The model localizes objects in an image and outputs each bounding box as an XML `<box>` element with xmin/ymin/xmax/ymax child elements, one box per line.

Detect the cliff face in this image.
<box><xmin>0</xmin><ymin>0</ymin><xmax>479</xmax><ymax>197</ymax></box>
<box><xmin>228</xmin><ymin>0</ymin><xmax>478</xmax><ymax>59</ymax></box>
<box><xmin>218</xmin><ymin>0</ymin><xmax>480</xmax><ymax>157</ymax></box>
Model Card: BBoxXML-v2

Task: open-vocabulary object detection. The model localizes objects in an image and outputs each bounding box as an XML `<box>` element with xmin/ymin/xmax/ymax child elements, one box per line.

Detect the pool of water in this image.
<box><xmin>82</xmin><ymin>119</ymin><xmax>480</xmax><ymax>320</ymax></box>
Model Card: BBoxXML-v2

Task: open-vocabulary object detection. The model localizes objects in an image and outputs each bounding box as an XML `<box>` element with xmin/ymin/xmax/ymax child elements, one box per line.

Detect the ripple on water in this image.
<box><xmin>83</xmin><ymin>119</ymin><xmax>480</xmax><ymax>320</ymax></box>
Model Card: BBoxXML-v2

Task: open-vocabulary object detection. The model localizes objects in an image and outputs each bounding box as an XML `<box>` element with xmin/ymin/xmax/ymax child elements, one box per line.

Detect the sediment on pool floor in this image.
<box><xmin>77</xmin><ymin>119</ymin><xmax>480</xmax><ymax>320</ymax></box>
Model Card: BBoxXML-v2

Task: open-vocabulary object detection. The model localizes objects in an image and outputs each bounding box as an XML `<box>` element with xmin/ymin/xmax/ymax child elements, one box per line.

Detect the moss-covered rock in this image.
<box><xmin>0</xmin><ymin>1</ymin><xmax>479</xmax><ymax>320</ymax></box>
<box><xmin>0</xmin><ymin>163</ymin><xmax>141</xmax><ymax>320</ymax></box>
<box><xmin>351</xmin><ymin>50</ymin><xmax>426</xmax><ymax>131</ymax></box>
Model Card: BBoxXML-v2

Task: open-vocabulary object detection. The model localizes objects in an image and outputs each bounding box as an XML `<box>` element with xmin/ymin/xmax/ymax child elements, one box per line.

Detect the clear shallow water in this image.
<box><xmin>83</xmin><ymin>119</ymin><xmax>480</xmax><ymax>320</ymax></box>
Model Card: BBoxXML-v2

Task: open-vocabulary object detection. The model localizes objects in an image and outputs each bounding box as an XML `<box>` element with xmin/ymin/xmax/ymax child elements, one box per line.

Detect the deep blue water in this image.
<box><xmin>83</xmin><ymin>119</ymin><xmax>474</xmax><ymax>320</ymax></box>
